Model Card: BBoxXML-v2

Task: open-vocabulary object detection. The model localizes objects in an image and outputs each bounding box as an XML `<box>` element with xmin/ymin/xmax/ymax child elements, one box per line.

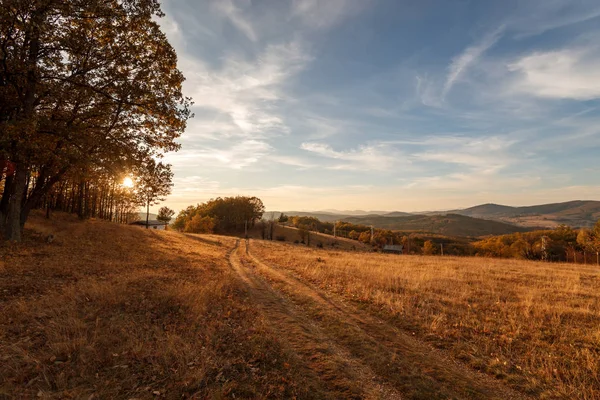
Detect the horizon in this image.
<box><xmin>146</xmin><ymin>198</ymin><xmax>600</xmax><ymax>216</ymax></box>
<box><xmin>154</xmin><ymin>0</ymin><xmax>600</xmax><ymax>214</ymax></box>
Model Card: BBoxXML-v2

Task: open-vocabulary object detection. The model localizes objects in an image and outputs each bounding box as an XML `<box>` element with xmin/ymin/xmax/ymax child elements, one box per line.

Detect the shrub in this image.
<box><xmin>275</xmin><ymin>235</ymin><xmax>286</xmax><ymax>242</ymax></box>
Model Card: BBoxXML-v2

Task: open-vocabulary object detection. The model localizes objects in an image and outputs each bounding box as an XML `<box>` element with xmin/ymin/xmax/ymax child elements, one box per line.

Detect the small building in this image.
<box><xmin>382</xmin><ymin>244</ymin><xmax>403</xmax><ymax>254</ymax></box>
<box><xmin>130</xmin><ymin>220</ymin><xmax>166</xmax><ymax>230</ymax></box>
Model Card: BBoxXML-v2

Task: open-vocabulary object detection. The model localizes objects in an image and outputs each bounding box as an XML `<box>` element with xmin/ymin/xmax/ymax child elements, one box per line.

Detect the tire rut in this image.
<box><xmin>228</xmin><ymin>240</ymin><xmax>403</xmax><ymax>400</ymax></box>
<box><xmin>246</xmin><ymin>241</ymin><xmax>529</xmax><ymax>400</ymax></box>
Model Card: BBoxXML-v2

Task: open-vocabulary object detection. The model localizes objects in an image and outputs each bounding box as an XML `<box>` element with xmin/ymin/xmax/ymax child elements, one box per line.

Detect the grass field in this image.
<box><xmin>0</xmin><ymin>213</ymin><xmax>316</xmax><ymax>399</ymax></box>
<box><xmin>2</xmin><ymin>214</ymin><xmax>599</xmax><ymax>399</ymax></box>
<box><xmin>251</xmin><ymin>240</ymin><xmax>600</xmax><ymax>399</ymax></box>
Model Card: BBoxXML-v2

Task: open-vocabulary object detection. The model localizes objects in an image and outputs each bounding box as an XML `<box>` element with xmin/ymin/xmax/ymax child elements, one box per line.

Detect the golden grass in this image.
<box><xmin>0</xmin><ymin>213</ymin><xmax>313</xmax><ymax>399</ymax></box>
<box><xmin>251</xmin><ymin>240</ymin><xmax>600</xmax><ymax>399</ymax></box>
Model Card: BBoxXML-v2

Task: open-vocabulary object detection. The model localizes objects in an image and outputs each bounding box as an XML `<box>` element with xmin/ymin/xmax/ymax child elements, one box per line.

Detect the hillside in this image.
<box><xmin>136</xmin><ymin>211</ymin><xmax>158</xmax><ymax>221</ymax></box>
<box><xmin>282</xmin><ymin>200</ymin><xmax>600</xmax><ymax>232</ymax></box>
<box><xmin>280</xmin><ymin>211</ymin><xmax>351</xmax><ymax>222</ymax></box>
<box><xmin>454</xmin><ymin>200</ymin><xmax>600</xmax><ymax>228</ymax></box>
<box><xmin>5</xmin><ymin>212</ymin><xmax>598</xmax><ymax>398</ymax></box>
<box><xmin>1</xmin><ymin>213</ymin><xmax>315</xmax><ymax>398</ymax></box>
<box><xmin>341</xmin><ymin>213</ymin><xmax>529</xmax><ymax>237</ymax></box>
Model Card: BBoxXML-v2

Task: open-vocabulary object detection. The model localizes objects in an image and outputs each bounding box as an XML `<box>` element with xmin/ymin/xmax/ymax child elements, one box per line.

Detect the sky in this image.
<box><xmin>156</xmin><ymin>0</ymin><xmax>600</xmax><ymax>213</ymax></box>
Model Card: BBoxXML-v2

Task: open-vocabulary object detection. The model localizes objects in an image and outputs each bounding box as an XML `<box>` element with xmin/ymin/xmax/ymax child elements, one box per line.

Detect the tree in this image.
<box><xmin>578</xmin><ymin>227</ymin><xmax>600</xmax><ymax>265</ymax></box>
<box><xmin>184</xmin><ymin>215</ymin><xmax>215</xmax><ymax>233</ymax></box>
<box><xmin>0</xmin><ymin>0</ymin><xmax>190</xmax><ymax>241</ymax></box>
<box><xmin>423</xmin><ymin>240</ymin><xmax>436</xmax><ymax>255</ymax></box>
<box><xmin>358</xmin><ymin>231</ymin><xmax>371</xmax><ymax>244</ymax></box>
<box><xmin>157</xmin><ymin>206</ymin><xmax>175</xmax><ymax>229</ymax></box>
<box><xmin>172</xmin><ymin>196</ymin><xmax>265</xmax><ymax>234</ymax></box>
<box><xmin>278</xmin><ymin>213</ymin><xmax>289</xmax><ymax>223</ymax></box>
<box><xmin>136</xmin><ymin>161</ymin><xmax>173</xmax><ymax>229</ymax></box>
<box><xmin>298</xmin><ymin>228</ymin><xmax>308</xmax><ymax>243</ymax></box>
<box><xmin>172</xmin><ymin>205</ymin><xmax>195</xmax><ymax>231</ymax></box>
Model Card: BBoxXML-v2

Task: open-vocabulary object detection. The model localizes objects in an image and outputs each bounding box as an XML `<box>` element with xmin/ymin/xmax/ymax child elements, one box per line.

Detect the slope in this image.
<box><xmin>341</xmin><ymin>214</ymin><xmax>529</xmax><ymax>237</ymax></box>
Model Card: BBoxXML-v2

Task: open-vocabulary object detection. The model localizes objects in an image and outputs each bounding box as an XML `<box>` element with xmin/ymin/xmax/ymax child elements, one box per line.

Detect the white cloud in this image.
<box><xmin>416</xmin><ymin>75</ymin><xmax>444</xmax><ymax>108</ymax></box>
<box><xmin>212</xmin><ymin>0</ymin><xmax>257</xmax><ymax>42</ymax></box>
<box><xmin>405</xmin><ymin>171</ymin><xmax>539</xmax><ymax>191</ymax></box>
<box><xmin>270</xmin><ymin>155</ymin><xmax>316</xmax><ymax>169</ymax></box>
<box><xmin>443</xmin><ymin>26</ymin><xmax>504</xmax><ymax>96</ymax></box>
<box><xmin>414</xmin><ymin>136</ymin><xmax>517</xmax><ymax>169</ymax></box>
<box><xmin>300</xmin><ymin>142</ymin><xmax>405</xmax><ymax>171</ymax></box>
<box><xmin>511</xmin><ymin>2</ymin><xmax>600</xmax><ymax>38</ymax></box>
<box><xmin>508</xmin><ymin>47</ymin><xmax>600</xmax><ymax>100</ymax></box>
<box><xmin>182</xmin><ymin>39</ymin><xmax>312</xmax><ymax>140</ymax></box>
<box><xmin>164</xmin><ymin>139</ymin><xmax>272</xmax><ymax>170</ymax></box>
<box><xmin>292</xmin><ymin>0</ymin><xmax>364</xmax><ymax>29</ymax></box>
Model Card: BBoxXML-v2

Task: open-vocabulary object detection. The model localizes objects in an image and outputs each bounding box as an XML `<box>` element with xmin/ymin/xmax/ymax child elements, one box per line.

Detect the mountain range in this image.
<box><xmin>280</xmin><ymin>200</ymin><xmax>600</xmax><ymax>237</ymax></box>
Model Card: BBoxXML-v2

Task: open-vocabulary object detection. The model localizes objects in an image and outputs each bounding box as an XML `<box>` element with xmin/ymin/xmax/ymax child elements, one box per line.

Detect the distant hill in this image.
<box><xmin>278</xmin><ymin>200</ymin><xmax>600</xmax><ymax>233</ymax></box>
<box><xmin>281</xmin><ymin>211</ymin><xmax>353</xmax><ymax>222</ymax></box>
<box><xmin>383</xmin><ymin>211</ymin><xmax>414</xmax><ymax>217</ymax></box>
<box><xmin>137</xmin><ymin>212</ymin><xmax>158</xmax><ymax>222</ymax></box>
<box><xmin>341</xmin><ymin>214</ymin><xmax>529</xmax><ymax>237</ymax></box>
<box><xmin>453</xmin><ymin>200</ymin><xmax>600</xmax><ymax>228</ymax></box>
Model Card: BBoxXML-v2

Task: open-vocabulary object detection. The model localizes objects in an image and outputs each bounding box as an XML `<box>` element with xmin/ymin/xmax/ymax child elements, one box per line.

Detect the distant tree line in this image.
<box><xmin>0</xmin><ymin>0</ymin><xmax>190</xmax><ymax>241</ymax></box>
<box><xmin>173</xmin><ymin>196</ymin><xmax>265</xmax><ymax>234</ymax></box>
<box><xmin>284</xmin><ymin>215</ymin><xmax>445</xmax><ymax>253</ymax></box>
<box><xmin>474</xmin><ymin>222</ymin><xmax>600</xmax><ymax>263</ymax></box>
<box><xmin>285</xmin><ymin>214</ymin><xmax>600</xmax><ymax>262</ymax></box>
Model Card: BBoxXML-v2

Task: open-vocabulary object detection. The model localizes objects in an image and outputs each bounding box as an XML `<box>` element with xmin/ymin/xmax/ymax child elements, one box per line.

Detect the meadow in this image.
<box><xmin>4</xmin><ymin>213</ymin><xmax>599</xmax><ymax>399</ymax></box>
<box><xmin>0</xmin><ymin>213</ymin><xmax>316</xmax><ymax>399</ymax></box>
<box><xmin>251</xmin><ymin>240</ymin><xmax>600</xmax><ymax>399</ymax></box>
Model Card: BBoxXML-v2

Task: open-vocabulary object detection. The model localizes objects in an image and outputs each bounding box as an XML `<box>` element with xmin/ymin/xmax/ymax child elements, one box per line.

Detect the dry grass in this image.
<box><xmin>0</xmin><ymin>213</ymin><xmax>314</xmax><ymax>399</ymax></box>
<box><xmin>251</xmin><ymin>240</ymin><xmax>600</xmax><ymax>399</ymax></box>
<box><xmin>248</xmin><ymin>224</ymin><xmax>371</xmax><ymax>252</ymax></box>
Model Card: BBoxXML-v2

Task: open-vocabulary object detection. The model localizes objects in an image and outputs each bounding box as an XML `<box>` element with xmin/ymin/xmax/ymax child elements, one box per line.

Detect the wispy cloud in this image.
<box><xmin>164</xmin><ymin>139</ymin><xmax>272</xmax><ymax>170</ymax></box>
<box><xmin>507</xmin><ymin>47</ymin><xmax>600</xmax><ymax>100</ymax></box>
<box><xmin>292</xmin><ymin>0</ymin><xmax>365</xmax><ymax>29</ymax></box>
<box><xmin>413</xmin><ymin>135</ymin><xmax>518</xmax><ymax>170</ymax></box>
<box><xmin>443</xmin><ymin>26</ymin><xmax>505</xmax><ymax>96</ymax></box>
<box><xmin>212</xmin><ymin>0</ymin><xmax>257</xmax><ymax>42</ymax></box>
<box><xmin>405</xmin><ymin>171</ymin><xmax>540</xmax><ymax>192</ymax></box>
<box><xmin>511</xmin><ymin>2</ymin><xmax>600</xmax><ymax>38</ymax></box>
<box><xmin>300</xmin><ymin>142</ymin><xmax>405</xmax><ymax>171</ymax></box>
<box><xmin>183</xmin><ymin>39</ymin><xmax>311</xmax><ymax>139</ymax></box>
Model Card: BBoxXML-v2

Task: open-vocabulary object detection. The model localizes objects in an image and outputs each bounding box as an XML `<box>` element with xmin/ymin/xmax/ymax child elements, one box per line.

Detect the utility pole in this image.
<box><xmin>441</xmin><ymin>243</ymin><xmax>444</xmax><ymax>256</ymax></box>
<box><xmin>244</xmin><ymin>220</ymin><xmax>248</xmax><ymax>238</ymax></box>
<box><xmin>541</xmin><ymin>236</ymin><xmax>548</xmax><ymax>262</ymax></box>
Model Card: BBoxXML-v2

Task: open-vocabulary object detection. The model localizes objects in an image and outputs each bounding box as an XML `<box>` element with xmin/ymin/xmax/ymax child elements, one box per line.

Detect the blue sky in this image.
<box><xmin>157</xmin><ymin>0</ymin><xmax>600</xmax><ymax>213</ymax></box>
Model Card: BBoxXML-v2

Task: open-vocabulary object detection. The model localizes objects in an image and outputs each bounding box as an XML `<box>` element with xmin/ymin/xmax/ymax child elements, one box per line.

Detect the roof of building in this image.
<box><xmin>383</xmin><ymin>244</ymin><xmax>404</xmax><ymax>251</ymax></box>
<box><xmin>130</xmin><ymin>220</ymin><xmax>165</xmax><ymax>226</ymax></box>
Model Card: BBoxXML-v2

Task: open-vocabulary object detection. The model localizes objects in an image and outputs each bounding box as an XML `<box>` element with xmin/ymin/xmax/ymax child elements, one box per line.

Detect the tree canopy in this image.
<box><xmin>173</xmin><ymin>196</ymin><xmax>265</xmax><ymax>234</ymax></box>
<box><xmin>0</xmin><ymin>0</ymin><xmax>190</xmax><ymax>240</ymax></box>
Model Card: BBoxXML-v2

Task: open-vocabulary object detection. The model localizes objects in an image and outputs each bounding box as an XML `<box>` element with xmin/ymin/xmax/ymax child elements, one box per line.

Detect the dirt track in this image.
<box><xmin>228</xmin><ymin>239</ymin><xmax>527</xmax><ymax>400</ymax></box>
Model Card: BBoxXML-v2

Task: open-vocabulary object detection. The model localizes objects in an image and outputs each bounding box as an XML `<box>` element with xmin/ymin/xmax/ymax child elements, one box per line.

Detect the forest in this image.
<box><xmin>284</xmin><ymin>214</ymin><xmax>600</xmax><ymax>262</ymax></box>
<box><xmin>0</xmin><ymin>0</ymin><xmax>190</xmax><ymax>241</ymax></box>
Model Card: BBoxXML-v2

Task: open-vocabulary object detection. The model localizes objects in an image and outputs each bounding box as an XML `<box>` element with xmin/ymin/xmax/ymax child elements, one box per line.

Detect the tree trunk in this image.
<box><xmin>4</xmin><ymin>166</ymin><xmax>28</xmax><ymax>241</ymax></box>
<box><xmin>146</xmin><ymin>200</ymin><xmax>150</xmax><ymax>229</ymax></box>
<box><xmin>0</xmin><ymin>173</ymin><xmax>15</xmax><ymax>231</ymax></box>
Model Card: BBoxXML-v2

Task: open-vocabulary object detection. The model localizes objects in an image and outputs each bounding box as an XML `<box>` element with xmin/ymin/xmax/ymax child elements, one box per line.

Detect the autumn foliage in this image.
<box><xmin>173</xmin><ymin>196</ymin><xmax>265</xmax><ymax>234</ymax></box>
<box><xmin>0</xmin><ymin>0</ymin><xmax>190</xmax><ymax>241</ymax></box>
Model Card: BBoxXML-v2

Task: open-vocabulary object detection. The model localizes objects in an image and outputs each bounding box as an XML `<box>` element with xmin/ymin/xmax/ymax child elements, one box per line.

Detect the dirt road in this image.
<box><xmin>228</xmin><ymin>239</ymin><xmax>527</xmax><ymax>400</ymax></box>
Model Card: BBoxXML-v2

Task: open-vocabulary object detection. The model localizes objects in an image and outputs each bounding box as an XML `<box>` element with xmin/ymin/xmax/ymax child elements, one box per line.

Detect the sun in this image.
<box><xmin>122</xmin><ymin>177</ymin><xmax>134</xmax><ymax>188</ymax></box>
